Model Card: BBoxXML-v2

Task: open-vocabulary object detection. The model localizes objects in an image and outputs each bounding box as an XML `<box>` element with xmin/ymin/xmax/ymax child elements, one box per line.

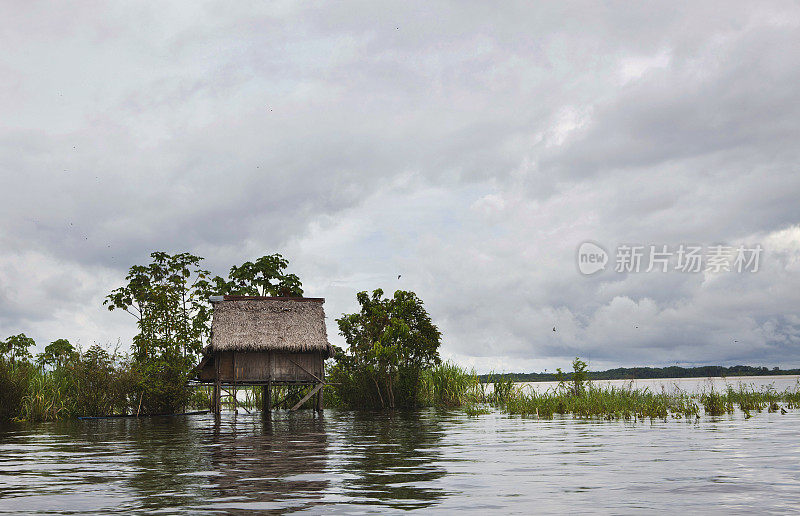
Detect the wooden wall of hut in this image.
<box><xmin>198</xmin><ymin>350</ymin><xmax>324</xmax><ymax>384</ymax></box>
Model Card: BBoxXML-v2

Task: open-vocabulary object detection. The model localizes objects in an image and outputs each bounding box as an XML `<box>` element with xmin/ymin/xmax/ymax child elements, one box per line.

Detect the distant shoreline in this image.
<box><xmin>478</xmin><ymin>365</ymin><xmax>800</xmax><ymax>383</ymax></box>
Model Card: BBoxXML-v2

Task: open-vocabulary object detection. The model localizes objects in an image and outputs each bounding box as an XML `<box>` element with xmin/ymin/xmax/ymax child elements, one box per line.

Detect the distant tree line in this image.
<box><xmin>478</xmin><ymin>365</ymin><xmax>800</xmax><ymax>383</ymax></box>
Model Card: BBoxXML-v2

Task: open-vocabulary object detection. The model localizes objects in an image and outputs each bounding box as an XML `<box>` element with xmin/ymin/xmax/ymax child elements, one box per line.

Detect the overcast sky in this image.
<box><xmin>1</xmin><ymin>2</ymin><xmax>799</xmax><ymax>373</ymax></box>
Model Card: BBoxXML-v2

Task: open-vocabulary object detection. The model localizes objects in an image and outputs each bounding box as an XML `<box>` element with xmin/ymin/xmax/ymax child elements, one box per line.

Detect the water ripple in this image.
<box><xmin>0</xmin><ymin>408</ymin><xmax>799</xmax><ymax>514</ymax></box>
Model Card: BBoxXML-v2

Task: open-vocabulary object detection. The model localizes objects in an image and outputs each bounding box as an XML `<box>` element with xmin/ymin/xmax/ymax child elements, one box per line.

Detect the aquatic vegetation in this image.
<box><xmin>328</xmin><ymin>361</ymin><xmax>481</xmax><ymax>410</ymax></box>
<box><xmin>497</xmin><ymin>380</ymin><xmax>799</xmax><ymax>421</ymax></box>
<box><xmin>724</xmin><ymin>384</ymin><xmax>771</xmax><ymax>413</ymax></box>
<box><xmin>503</xmin><ymin>383</ymin><xmax>671</xmax><ymax>420</ymax></box>
<box><xmin>19</xmin><ymin>371</ymin><xmax>70</xmax><ymax>422</ymax></box>
<box><xmin>419</xmin><ymin>362</ymin><xmax>481</xmax><ymax>407</ymax></box>
<box><xmin>2</xmin><ymin>341</ymin><xmax>186</xmax><ymax>422</ymax></box>
<box><xmin>463</xmin><ymin>404</ymin><xmax>491</xmax><ymax>416</ymax></box>
<box><xmin>502</xmin><ymin>383</ymin><xmax>694</xmax><ymax>420</ymax></box>
<box><xmin>700</xmin><ymin>388</ymin><xmax>731</xmax><ymax>416</ymax></box>
<box><xmin>0</xmin><ymin>360</ymin><xmax>32</xmax><ymax>422</ymax></box>
<box><xmin>486</xmin><ymin>375</ymin><xmax>517</xmax><ymax>405</ymax></box>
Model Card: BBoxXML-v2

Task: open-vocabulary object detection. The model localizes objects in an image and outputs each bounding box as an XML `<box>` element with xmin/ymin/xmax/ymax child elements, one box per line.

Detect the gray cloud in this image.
<box><xmin>1</xmin><ymin>2</ymin><xmax>799</xmax><ymax>370</ymax></box>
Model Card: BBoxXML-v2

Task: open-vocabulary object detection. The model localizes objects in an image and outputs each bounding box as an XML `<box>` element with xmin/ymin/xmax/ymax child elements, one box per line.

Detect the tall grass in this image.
<box><xmin>486</xmin><ymin>375</ymin><xmax>516</xmax><ymax>405</ymax></box>
<box><xmin>419</xmin><ymin>362</ymin><xmax>481</xmax><ymax>407</ymax></box>
<box><xmin>19</xmin><ymin>372</ymin><xmax>71</xmax><ymax>421</ymax></box>
<box><xmin>1</xmin><ymin>344</ymin><xmax>194</xmax><ymax>422</ymax></box>
<box><xmin>502</xmin><ymin>383</ymin><xmax>700</xmax><ymax>420</ymax></box>
<box><xmin>0</xmin><ymin>360</ymin><xmax>32</xmax><ymax>422</ymax></box>
<box><xmin>12</xmin><ymin>348</ymin><xmax>138</xmax><ymax>421</ymax></box>
<box><xmin>326</xmin><ymin>360</ymin><xmax>483</xmax><ymax>410</ymax></box>
<box><xmin>700</xmin><ymin>388</ymin><xmax>730</xmax><ymax>416</ymax></box>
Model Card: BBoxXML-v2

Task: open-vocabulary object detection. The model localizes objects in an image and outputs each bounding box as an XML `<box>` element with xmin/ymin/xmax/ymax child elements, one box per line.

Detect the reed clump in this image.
<box><xmin>0</xmin><ymin>360</ymin><xmax>32</xmax><ymax>422</ymax></box>
<box><xmin>463</xmin><ymin>404</ymin><xmax>491</xmax><ymax>416</ymax></box>
<box><xmin>419</xmin><ymin>361</ymin><xmax>481</xmax><ymax>408</ymax></box>
<box><xmin>700</xmin><ymin>388</ymin><xmax>732</xmax><ymax>416</ymax></box>
<box><xmin>485</xmin><ymin>374</ymin><xmax>516</xmax><ymax>405</ymax></box>
<box><xmin>501</xmin><ymin>383</ymin><xmax>697</xmax><ymax>420</ymax></box>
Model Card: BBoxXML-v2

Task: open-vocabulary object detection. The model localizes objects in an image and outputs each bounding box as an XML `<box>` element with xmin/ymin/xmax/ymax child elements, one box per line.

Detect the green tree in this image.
<box><xmin>104</xmin><ymin>252</ymin><xmax>217</xmax><ymax>413</ymax></box>
<box><xmin>104</xmin><ymin>251</ymin><xmax>214</xmax><ymax>361</ymax></box>
<box><xmin>571</xmin><ymin>357</ymin><xmax>589</xmax><ymax>395</ymax></box>
<box><xmin>102</xmin><ymin>251</ymin><xmax>304</xmax><ymax>413</ymax></box>
<box><xmin>37</xmin><ymin>339</ymin><xmax>75</xmax><ymax>369</ymax></box>
<box><xmin>1</xmin><ymin>334</ymin><xmax>35</xmax><ymax>365</ymax></box>
<box><xmin>219</xmin><ymin>254</ymin><xmax>303</xmax><ymax>297</ymax></box>
<box><xmin>332</xmin><ymin>289</ymin><xmax>441</xmax><ymax>408</ymax></box>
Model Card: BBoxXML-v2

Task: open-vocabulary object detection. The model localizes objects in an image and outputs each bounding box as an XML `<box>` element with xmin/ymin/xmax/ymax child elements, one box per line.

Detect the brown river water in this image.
<box><xmin>1</xmin><ymin>376</ymin><xmax>799</xmax><ymax>514</ymax></box>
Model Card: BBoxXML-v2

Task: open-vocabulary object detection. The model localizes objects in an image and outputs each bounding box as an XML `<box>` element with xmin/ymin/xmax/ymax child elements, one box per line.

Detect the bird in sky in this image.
<box><xmin>552</xmin><ymin>326</ymin><xmax>556</xmax><ymax>332</ymax></box>
<box><xmin>397</xmin><ymin>274</ymin><xmax>401</xmax><ymax>279</ymax></box>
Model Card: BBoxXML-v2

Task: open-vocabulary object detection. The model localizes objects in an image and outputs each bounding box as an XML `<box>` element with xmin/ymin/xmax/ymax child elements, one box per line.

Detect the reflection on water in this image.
<box><xmin>334</xmin><ymin>412</ymin><xmax>447</xmax><ymax>510</ymax></box>
<box><xmin>1</xmin><ymin>378</ymin><xmax>799</xmax><ymax>514</ymax></box>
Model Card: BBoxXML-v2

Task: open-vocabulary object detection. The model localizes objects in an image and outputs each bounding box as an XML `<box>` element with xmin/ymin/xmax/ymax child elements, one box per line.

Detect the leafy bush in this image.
<box><xmin>331</xmin><ymin>289</ymin><xmax>442</xmax><ymax>409</ymax></box>
<box><xmin>131</xmin><ymin>352</ymin><xmax>193</xmax><ymax>414</ymax></box>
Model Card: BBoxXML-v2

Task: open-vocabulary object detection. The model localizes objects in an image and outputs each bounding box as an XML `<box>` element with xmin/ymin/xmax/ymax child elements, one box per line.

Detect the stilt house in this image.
<box><xmin>196</xmin><ymin>296</ymin><xmax>332</xmax><ymax>412</ymax></box>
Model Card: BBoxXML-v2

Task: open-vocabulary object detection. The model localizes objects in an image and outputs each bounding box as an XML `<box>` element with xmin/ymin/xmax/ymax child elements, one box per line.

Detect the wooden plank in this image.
<box><xmin>271</xmin><ymin>352</ymin><xmax>324</xmax><ymax>382</ymax></box>
<box><xmin>290</xmin><ymin>383</ymin><xmax>324</xmax><ymax>411</ymax></box>
<box><xmin>235</xmin><ymin>352</ymin><xmax>270</xmax><ymax>381</ymax></box>
<box><xmin>219</xmin><ymin>351</ymin><xmax>234</xmax><ymax>379</ymax></box>
<box><xmin>214</xmin><ymin>352</ymin><xmax>221</xmax><ymax>414</ymax></box>
<box><xmin>288</xmin><ymin>357</ymin><xmax>324</xmax><ymax>384</ymax></box>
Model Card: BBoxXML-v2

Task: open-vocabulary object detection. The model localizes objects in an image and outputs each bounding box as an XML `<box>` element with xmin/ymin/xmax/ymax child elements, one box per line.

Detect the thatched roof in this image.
<box><xmin>210</xmin><ymin>296</ymin><xmax>331</xmax><ymax>357</ymax></box>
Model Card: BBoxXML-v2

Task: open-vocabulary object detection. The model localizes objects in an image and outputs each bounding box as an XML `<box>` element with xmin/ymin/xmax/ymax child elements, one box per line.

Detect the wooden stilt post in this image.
<box><xmin>316</xmin><ymin>382</ymin><xmax>324</xmax><ymax>412</ymax></box>
<box><xmin>232</xmin><ymin>352</ymin><xmax>237</xmax><ymax>414</ymax></box>
<box><xmin>262</xmin><ymin>382</ymin><xmax>271</xmax><ymax>413</ymax></box>
<box><xmin>213</xmin><ymin>351</ymin><xmax>221</xmax><ymax>414</ymax></box>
